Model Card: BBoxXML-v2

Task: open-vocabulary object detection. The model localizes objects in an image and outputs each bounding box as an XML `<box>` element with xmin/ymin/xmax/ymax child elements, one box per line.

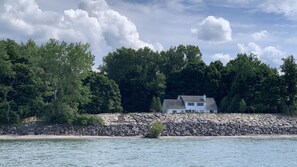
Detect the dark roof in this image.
<box><xmin>164</xmin><ymin>95</ymin><xmax>218</xmax><ymax>111</ymax></box>
<box><xmin>179</xmin><ymin>95</ymin><xmax>205</xmax><ymax>102</ymax></box>
<box><xmin>163</xmin><ymin>99</ymin><xmax>186</xmax><ymax>109</ymax></box>
<box><xmin>205</xmin><ymin>98</ymin><xmax>218</xmax><ymax>111</ymax></box>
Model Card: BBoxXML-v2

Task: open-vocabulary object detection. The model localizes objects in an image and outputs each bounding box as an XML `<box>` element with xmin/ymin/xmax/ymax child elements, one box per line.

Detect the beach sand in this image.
<box><xmin>1</xmin><ymin>135</ymin><xmax>297</xmax><ymax>140</ymax></box>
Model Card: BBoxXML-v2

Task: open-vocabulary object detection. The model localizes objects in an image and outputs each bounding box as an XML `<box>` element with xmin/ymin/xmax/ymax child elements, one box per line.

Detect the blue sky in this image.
<box><xmin>1</xmin><ymin>0</ymin><xmax>297</xmax><ymax>69</ymax></box>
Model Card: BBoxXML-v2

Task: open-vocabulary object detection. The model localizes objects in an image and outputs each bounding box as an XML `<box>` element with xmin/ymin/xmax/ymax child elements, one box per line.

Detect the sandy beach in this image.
<box><xmin>1</xmin><ymin>135</ymin><xmax>297</xmax><ymax>140</ymax></box>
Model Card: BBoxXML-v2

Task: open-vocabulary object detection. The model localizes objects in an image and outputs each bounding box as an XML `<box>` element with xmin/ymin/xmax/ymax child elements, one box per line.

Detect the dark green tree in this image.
<box><xmin>227</xmin><ymin>95</ymin><xmax>241</xmax><ymax>112</ymax></box>
<box><xmin>0</xmin><ymin>41</ymin><xmax>15</xmax><ymax>124</ymax></box>
<box><xmin>220</xmin><ymin>53</ymin><xmax>281</xmax><ymax>113</ymax></box>
<box><xmin>100</xmin><ymin>47</ymin><xmax>166</xmax><ymax>112</ymax></box>
<box><xmin>81</xmin><ymin>72</ymin><xmax>123</xmax><ymax>114</ymax></box>
<box><xmin>239</xmin><ymin>99</ymin><xmax>247</xmax><ymax>113</ymax></box>
<box><xmin>281</xmin><ymin>55</ymin><xmax>297</xmax><ymax>106</ymax></box>
<box><xmin>159</xmin><ymin>45</ymin><xmax>202</xmax><ymax>76</ymax></box>
<box><xmin>205</xmin><ymin>61</ymin><xmax>224</xmax><ymax>103</ymax></box>
<box><xmin>150</xmin><ymin>96</ymin><xmax>162</xmax><ymax>112</ymax></box>
<box><xmin>161</xmin><ymin>45</ymin><xmax>205</xmax><ymax>99</ymax></box>
<box><xmin>39</xmin><ymin>39</ymin><xmax>94</xmax><ymax>123</ymax></box>
<box><xmin>0</xmin><ymin>39</ymin><xmax>44</xmax><ymax>123</ymax></box>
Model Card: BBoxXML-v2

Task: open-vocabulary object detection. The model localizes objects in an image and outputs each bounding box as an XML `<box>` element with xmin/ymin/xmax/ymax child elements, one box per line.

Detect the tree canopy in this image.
<box><xmin>1</xmin><ymin>39</ymin><xmax>297</xmax><ymax>124</ymax></box>
<box><xmin>0</xmin><ymin>39</ymin><xmax>117</xmax><ymax>125</ymax></box>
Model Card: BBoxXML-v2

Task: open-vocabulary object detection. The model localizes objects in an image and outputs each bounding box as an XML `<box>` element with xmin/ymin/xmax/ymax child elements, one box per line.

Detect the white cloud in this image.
<box><xmin>78</xmin><ymin>0</ymin><xmax>153</xmax><ymax>49</ymax></box>
<box><xmin>190</xmin><ymin>28</ymin><xmax>198</xmax><ymax>34</ymax></box>
<box><xmin>194</xmin><ymin>16</ymin><xmax>232</xmax><ymax>43</ymax></box>
<box><xmin>107</xmin><ymin>0</ymin><xmax>204</xmax><ymax>51</ymax></box>
<box><xmin>154</xmin><ymin>42</ymin><xmax>164</xmax><ymax>51</ymax></box>
<box><xmin>0</xmin><ymin>0</ymin><xmax>154</xmax><ymax>57</ymax></box>
<box><xmin>238</xmin><ymin>42</ymin><xmax>286</xmax><ymax>67</ymax></box>
<box><xmin>258</xmin><ymin>0</ymin><xmax>297</xmax><ymax>19</ymax></box>
<box><xmin>252</xmin><ymin>30</ymin><xmax>269</xmax><ymax>41</ymax></box>
<box><xmin>0</xmin><ymin>0</ymin><xmax>60</xmax><ymax>39</ymax></box>
<box><xmin>212</xmin><ymin>53</ymin><xmax>232</xmax><ymax>64</ymax></box>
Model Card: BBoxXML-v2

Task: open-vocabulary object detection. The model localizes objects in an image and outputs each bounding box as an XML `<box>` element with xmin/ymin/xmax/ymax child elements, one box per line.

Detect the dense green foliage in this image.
<box><xmin>73</xmin><ymin>114</ymin><xmax>103</xmax><ymax>126</ymax></box>
<box><xmin>0</xmin><ymin>39</ymin><xmax>120</xmax><ymax>124</ymax></box>
<box><xmin>100</xmin><ymin>47</ymin><xmax>166</xmax><ymax>112</ymax></box>
<box><xmin>101</xmin><ymin>46</ymin><xmax>297</xmax><ymax>114</ymax></box>
<box><xmin>1</xmin><ymin>38</ymin><xmax>297</xmax><ymax>124</ymax></box>
<box><xmin>150</xmin><ymin>96</ymin><xmax>162</xmax><ymax>112</ymax></box>
<box><xmin>80</xmin><ymin>72</ymin><xmax>122</xmax><ymax>114</ymax></box>
<box><xmin>281</xmin><ymin>56</ymin><xmax>297</xmax><ymax>115</ymax></box>
<box><xmin>145</xmin><ymin>121</ymin><xmax>164</xmax><ymax>138</ymax></box>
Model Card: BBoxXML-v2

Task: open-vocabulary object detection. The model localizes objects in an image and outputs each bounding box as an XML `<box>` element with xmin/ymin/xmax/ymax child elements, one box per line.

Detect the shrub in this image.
<box><xmin>150</xmin><ymin>96</ymin><xmax>162</xmax><ymax>113</ymax></box>
<box><xmin>42</xmin><ymin>102</ymin><xmax>76</xmax><ymax>124</ymax></box>
<box><xmin>288</xmin><ymin>103</ymin><xmax>297</xmax><ymax>116</ymax></box>
<box><xmin>0</xmin><ymin>102</ymin><xmax>10</xmax><ymax>124</ymax></box>
<box><xmin>278</xmin><ymin>101</ymin><xmax>289</xmax><ymax>114</ymax></box>
<box><xmin>239</xmin><ymin>99</ymin><xmax>247</xmax><ymax>113</ymax></box>
<box><xmin>0</xmin><ymin>102</ymin><xmax>19</xmax><ymax>124</ymax></box>
<box><xmin>73</xmin><ymin>114</ymin><xmax>103</xmax><ymax>126</ymax></box>
<box><xmin>145</xmin><ymin>121</ymin><xmax>164</xmax><ymax>138</ymax></box>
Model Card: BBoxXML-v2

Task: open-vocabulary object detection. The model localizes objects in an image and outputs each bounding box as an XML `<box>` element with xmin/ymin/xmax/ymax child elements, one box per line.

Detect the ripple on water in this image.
<box><xmin>0</xmin><ymin>138</ymin><xmax>297</xmax><ymax>167</ymax></box>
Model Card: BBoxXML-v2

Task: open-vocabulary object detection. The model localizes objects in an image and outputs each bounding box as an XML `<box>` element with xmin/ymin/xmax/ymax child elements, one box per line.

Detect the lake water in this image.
<box><xmin>0</xmin><ymin>137</ymin><xmax>296</xmax><ymax>167</ymax></box>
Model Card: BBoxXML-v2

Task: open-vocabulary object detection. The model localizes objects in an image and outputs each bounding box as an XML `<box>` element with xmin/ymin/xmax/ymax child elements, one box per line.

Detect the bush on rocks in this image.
<box><xmin>73</xmin><ymin>114</ymin><xmax>103</xmax><ymax>126</ymax></box>
<box><xmin>145</xmin><ymin>121</ymin><xmax>164</xmax><ymax>138</ymax></box>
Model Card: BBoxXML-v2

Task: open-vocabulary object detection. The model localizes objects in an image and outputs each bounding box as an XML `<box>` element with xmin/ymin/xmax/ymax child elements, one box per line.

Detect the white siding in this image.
<box><xmin>184</xmin><ymin>101</ymin><xmax>206</xmax><ymax>112</ymax></box>
<box><xmin>166</xmin><ymin>109</ymin><xmax>185</xmax><ymax>114</ymax></box>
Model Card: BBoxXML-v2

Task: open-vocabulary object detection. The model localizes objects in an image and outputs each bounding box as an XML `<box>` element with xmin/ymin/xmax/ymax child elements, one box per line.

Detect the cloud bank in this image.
<box><xmin>212</xmin><ymin>53</ymin><xmax>232</xmax><ymax>65</ymax></box>
<box><xmin>0</xmin><ymin>0</ymin><xmax>153</xmax><ymax>52</ymax></box>
<box><xmin>258</xmin><ymin>0</ymin><xmax>297</xmax><ymax>20</ymax></box>
<box><xmin>192</xmin><ymin>16</ymin><xmax>232</xmax><ymax>43</ymax></box>
<box><xmin>252</xmin><ymin>30</ymin><xmax>269</xmax><ymax>41</ymax></box>
<box><xmin>238</xmin><ymin>42</ymin><xmax>286</xmax><ymax>67</ymax></box>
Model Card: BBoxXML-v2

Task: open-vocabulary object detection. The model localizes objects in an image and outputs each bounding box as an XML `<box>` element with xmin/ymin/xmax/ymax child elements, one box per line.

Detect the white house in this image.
<box><xmin>162</xmin><ymin>95</ymin><xmax>218</xmax><ymax>114</ymax></box>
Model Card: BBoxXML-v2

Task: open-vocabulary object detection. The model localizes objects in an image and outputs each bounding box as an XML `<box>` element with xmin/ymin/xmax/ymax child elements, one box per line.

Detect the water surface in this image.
<box><xmin>0</xmin><ymin>137</ymin><xmax>296</xmax><ymax>167</ymax></box>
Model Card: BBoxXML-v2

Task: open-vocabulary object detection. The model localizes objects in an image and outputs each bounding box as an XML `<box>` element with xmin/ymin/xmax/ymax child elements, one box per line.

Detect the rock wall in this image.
<box><xmin>1</xmin><ymin>113</ymin><xmax>297</xmax><ymax>136</ymax></box>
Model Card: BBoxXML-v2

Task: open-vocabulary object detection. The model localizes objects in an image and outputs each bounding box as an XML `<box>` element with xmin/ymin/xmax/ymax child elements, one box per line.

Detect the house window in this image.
<box><xmin>172</xmin><ymin>110</ymin><xmax>177</xmax><ymax>114</ymax></box>
<box><xmin>188</xmin><ymin>102</ymin><xmax>194</xmax><ymax>106</ymax></box>
<box><xmin>197</xmin><ymin>103</ymin><xmax>204</xmax><ymax>106</ymax></box>
<box><xmin>210</xmin><ymin>110</ymin><xmax>214</xmax><ymax>113</ymax></box>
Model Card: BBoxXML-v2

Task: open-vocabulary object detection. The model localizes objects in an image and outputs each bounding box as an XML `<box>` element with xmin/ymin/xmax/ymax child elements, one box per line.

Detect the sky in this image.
<box><xmin>1</xmin><ymin>0</ymin><xmax>297</xmax><ymax>69</ymax></box>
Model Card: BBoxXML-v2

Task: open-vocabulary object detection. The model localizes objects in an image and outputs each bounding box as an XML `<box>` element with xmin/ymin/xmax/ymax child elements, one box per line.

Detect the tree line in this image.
<box><xmin>0</xmin><ymin>39</ymin><xmax>296</xmax><ymax>124</ymax></box>
<box><xmin>100</xmin><ymin>45</ymin><xmax>297</xmax><ymax>115</ymax></box>
<box><xmin>0</xmin><ymin>39</ymin><xmax>121</xmax><ymax>124</ymax></box>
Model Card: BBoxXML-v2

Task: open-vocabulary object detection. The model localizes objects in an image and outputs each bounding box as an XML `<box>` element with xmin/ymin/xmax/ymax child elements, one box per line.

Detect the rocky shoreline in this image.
<box><xmin>1</xmin><ymin>113</ymin><xmax>297</xmax><ymax>136</ymax></box>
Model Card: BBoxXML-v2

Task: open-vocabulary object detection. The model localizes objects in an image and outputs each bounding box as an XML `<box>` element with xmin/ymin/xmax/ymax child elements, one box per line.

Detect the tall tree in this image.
<box><xmin>0</xmin><ymin>41</ymin><xmax>15</xmax><ymax>123</ymax></box>
<box><xmin>39</xmin><ymin>39</ymin><xmax>94</xmax><ymax>123</ymax></box>
<box><xmin>100</xmin><ymin>47</ymin><xmax>166</xmax><ymax>112</ymax></box>
<box><xmin>81</xmin><ymin>72</ymin><xmax>123</xmax><ymax>114</ymax></box>
<box><xmin>205</xmin><ymin>61</ymin><xmax>224</xmax><ymax>103</ymax></box>
<box><xmin>220</xmin><ymin>53</ymin><xmax>281</xmax><ymax>113</ymax></box>
<box><xmin>0</xmin><ymin>39</ymin><xmax>44</xmax><ymax>123</ymax></box>
<box><xmin>160</xmin><ymin>45</ymin><xmax>202</xmax><ymax>76</ymax></box>
<box><xmin>150</xmin><ymin>96</ymin><xmax>162</xmax><ymax>113</ymax></box>
<box><xmin>162</xmin><ymin>45</ymin><xmax>204</xmax><ymax>98</ymax></box>
<box><xmin>281</xmin><ymin>55</ymin><xmax>297</xmax><ymax>106</ymax></box>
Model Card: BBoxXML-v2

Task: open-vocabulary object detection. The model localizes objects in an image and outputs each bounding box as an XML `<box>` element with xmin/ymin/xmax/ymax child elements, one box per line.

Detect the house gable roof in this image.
<box><xmin>163</xmin><ymin>99</ymin><xmax>186</xmax><ymax>109</ymax></box>
<box><xmin>205</xmin><ymin>98</ymin><xmax>218</xmax><ymax>111</ymax></box>
<box><xmin>178</xmin><ymin>95</ymin><xmax>205</xmax><ymax>102</ymax></box>
<box><xmin>163</xmin><ymin>95</ymin><xmax>218</xmax><ymax>111</ymax></box>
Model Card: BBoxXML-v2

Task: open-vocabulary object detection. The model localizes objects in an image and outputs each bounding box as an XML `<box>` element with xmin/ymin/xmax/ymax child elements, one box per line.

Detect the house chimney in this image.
<box><xmin>203</xmin><ymin>94</ymin><xmax>206</xmax><ymax>102</ymax></box>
